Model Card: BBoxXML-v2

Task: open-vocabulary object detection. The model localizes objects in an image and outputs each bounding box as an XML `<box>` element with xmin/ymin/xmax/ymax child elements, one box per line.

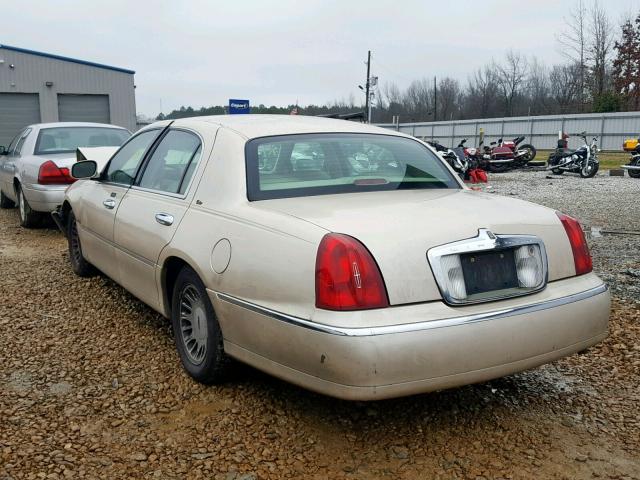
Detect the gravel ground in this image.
<box><xmin>1</xmin><ymin>171</ymin><xmax>639</xmax><ymax>480</ymax></box>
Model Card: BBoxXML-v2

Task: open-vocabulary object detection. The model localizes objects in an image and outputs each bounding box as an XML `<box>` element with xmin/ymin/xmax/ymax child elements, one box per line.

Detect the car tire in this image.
<box><xmin>171</xmin><ymin>266</ymin><xmax>231</xmax><ymax>384</ymax></box>
<box><xmin>16</xmin><ymin>186</ymin><xmax>42</xmax><ymax>228</ymax></box>
<box><xmin>0</xmin><ymin>190</ymin><xmax>15</xmax><ymax>208</ymax></box>
<box><xmin>67</xmin><ymin>210</ymin><xmax>96</xmax><ymax>277</ymax></box>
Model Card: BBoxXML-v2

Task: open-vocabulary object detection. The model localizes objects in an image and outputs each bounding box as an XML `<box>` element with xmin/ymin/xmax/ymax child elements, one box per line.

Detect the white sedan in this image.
<box><xmin>0</xmin><ymin>122</ymin><xmax>130</xmax><ymax>227</ymax></box>
<box><xmin>54</xmin><ymin>115</ymin><xmax>610</xmax><ymax>400</ymax></box>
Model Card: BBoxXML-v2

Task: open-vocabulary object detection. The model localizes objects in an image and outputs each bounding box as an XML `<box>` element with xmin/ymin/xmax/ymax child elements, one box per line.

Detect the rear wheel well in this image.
<box><xmin>61</xmin><ymin>201</ymin><xmax>72</xmax><ymax>225</ymax></box>
<box><xmin>162</xmin><ymin>256</ymin><xmax>192</xmax><ymax>317</ymax></box>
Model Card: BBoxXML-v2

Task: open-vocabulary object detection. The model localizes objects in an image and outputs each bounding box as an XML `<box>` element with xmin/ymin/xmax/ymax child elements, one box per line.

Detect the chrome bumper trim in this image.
<box><xmin>215</xmin><ymin>283</ymin><xmax>608</xmax><ymax>338</ymax></box>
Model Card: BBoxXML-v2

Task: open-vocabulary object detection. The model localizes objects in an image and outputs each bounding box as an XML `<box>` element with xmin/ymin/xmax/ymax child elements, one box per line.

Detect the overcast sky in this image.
<box><xmin>3</xmin><ymin>0</ymin><xmax>640</xmax><ymax>117</ymax></box>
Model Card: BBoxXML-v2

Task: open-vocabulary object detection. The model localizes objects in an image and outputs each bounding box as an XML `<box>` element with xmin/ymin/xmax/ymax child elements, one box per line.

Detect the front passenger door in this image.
<box><xmin>114</xmin><ymin>128</ymin><xmax>204</xmax><ymax>309</ymax></box>
<box><xmin>76</xmin><ymin>129</ymin><xmax>161</xmax><ymax>282</ymax></box>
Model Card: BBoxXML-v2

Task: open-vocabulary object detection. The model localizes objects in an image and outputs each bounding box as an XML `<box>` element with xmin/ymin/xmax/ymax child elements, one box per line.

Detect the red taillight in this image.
<box><xmin>38</xmin><ymin>160</ymin><xmax>76</xmax><ymax>185</ymax></box>
<box><xmin>557</xmin><ymin>212</ymin><xmax>592</xmax><ymax>276</ymax></box>
<box><xmin>315</xmin><ymin>233</ymin><xmax>389</xmax><ymax>310</ymax></box>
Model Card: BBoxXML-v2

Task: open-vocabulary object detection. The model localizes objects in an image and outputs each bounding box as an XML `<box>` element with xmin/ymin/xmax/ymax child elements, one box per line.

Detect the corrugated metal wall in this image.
<box><xmin>0</xmin><ymin>47</ymin><xmax>136</xmax><ymax>133</ymax></box>
<box><xmin>378</xmin><ymin>112</ymin><xmax>640</xmax><ymax>151</ymax></box>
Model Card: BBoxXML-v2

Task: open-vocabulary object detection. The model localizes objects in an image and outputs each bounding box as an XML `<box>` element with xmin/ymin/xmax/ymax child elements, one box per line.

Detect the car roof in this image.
<box><xmin>163</xmin><ymin>115</ymin><xmax>407</xmax><ymax>140</ymax></box>
<box><xmin>28</xmin><ymin>122</ymin><xmax>129</xmax><ymax>130</ymax></box>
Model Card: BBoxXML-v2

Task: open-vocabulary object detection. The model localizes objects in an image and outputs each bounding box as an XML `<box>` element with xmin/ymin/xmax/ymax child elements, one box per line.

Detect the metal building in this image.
<box><xmin>0</xmin><ymin>44</ymin><xmax>136</xmax><ymax>145</ymax></box>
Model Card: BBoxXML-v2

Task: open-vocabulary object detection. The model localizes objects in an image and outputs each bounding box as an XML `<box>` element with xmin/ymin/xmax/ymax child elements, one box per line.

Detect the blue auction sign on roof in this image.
<box><xmin>229</xmin><ymin>99</ymin><xmax>250</xmax><ymax>114</ymax></box>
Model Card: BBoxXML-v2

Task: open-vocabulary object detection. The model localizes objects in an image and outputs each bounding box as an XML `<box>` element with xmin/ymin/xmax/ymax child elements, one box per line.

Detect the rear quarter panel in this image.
<box><xmin>159</xmin><ymin>127</ymin><xmax>327</xmax><ymax>320</ymax></box>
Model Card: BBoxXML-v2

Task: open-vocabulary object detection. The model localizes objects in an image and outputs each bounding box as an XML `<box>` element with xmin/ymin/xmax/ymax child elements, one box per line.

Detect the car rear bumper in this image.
<box><xmin>22</xmin><ymin>183</ymin><xmax>67</xmax><ymax>213</ymax></box>
<box><xmin>210</xmin><ymin>273</ymin><xmax>610</xmax><ymax>400</ymax></box>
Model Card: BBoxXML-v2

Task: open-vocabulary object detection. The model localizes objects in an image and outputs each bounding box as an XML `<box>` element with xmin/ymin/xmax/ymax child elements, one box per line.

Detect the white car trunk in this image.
<box><xmin>259</xmin><ymin>189</ymin><xmax>577</xmax><ymax>305</ymax></box>
<box><xmin>41</xmin><ymin>147</ymin><xmax>118</xmax><ymax>172</ymax></box>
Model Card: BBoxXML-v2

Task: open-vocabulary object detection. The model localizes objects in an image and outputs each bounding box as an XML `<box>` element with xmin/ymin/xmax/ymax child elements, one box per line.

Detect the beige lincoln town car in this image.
<box><xmin>53</xmin><ymin>115</ymin><xmax>610</xmax><ymax>400</ymax></box>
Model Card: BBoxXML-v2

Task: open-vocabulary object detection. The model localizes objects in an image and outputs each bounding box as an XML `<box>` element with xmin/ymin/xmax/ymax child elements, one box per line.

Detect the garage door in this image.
<box><xmin>58</xmin><ymin>94</ymin><xmax>110</xmax><ymax>124</ymax></box>
<box><xmin>0</xmin><ymin>93</ymin><xmax>41</xmax><ymax>146</ymax></box>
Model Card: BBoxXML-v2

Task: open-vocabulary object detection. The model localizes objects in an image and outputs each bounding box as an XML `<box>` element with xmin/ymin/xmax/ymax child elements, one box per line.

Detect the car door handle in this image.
<box><xmin>155</xmin><ymin>213</ymin><xmax>174</xmax><ymax>226</ymax></box>
<box><xmin>102</xmin><ymin>199</ymin><xmax>116</xmax><ymax>209</ymax></box>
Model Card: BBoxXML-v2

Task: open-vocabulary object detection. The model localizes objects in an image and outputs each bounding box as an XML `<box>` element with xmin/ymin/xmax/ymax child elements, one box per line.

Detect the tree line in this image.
<box><xmin>158</xmin><ymin>1</ymin><xmax>640</xmax><ymax>123</ymax></box>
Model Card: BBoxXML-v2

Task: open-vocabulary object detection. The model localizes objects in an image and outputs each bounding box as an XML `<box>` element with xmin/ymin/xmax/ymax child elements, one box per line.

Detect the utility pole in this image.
<box><xmin>365</xmin><ymin>50</ymin><xmax>371</xmax><ymax>123</ymax></box>
<box><xmin>433</xmin><ymin>76</ymin><xmax>437</xmax><ymax>122</ymax></box>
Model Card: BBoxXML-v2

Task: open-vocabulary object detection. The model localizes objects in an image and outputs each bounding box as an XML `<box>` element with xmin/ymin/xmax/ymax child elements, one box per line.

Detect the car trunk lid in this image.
<box><xmin>257</xmin><ymin>189</ymin><xmax>577</xmax><ymax>305</ymax></box>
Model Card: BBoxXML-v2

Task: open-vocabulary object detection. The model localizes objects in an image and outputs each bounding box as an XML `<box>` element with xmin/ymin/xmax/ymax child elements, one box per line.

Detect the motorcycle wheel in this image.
<box><xmin>628</xmin><ymin>157</ymin><xmax>640</xmax><ymax>178</ymax></box>
<box><xmin>547</xmin><ymin>152</ymin><xmax>563</xmax><ymax>175</ymax></box>
<box><xmin>580</xmin><ymin>162</ymin><xmax>599</xmax><ymax>178</ymax></box>
<box><xmin>489</xmin><ymin>163</ymin><xmax>510</xmax><ymax>173</ymax></box>
<box><xmin>520</xmin><ymin>144</ymin><xmax>537</xmax><ymax>162</ymax></box>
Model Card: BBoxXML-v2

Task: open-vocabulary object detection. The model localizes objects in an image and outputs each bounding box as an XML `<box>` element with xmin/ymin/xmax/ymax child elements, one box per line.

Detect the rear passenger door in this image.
<box><xmin>114</xmin><ymin>128</ymin><xmax>204</xmax><ymax>310</ymax></box>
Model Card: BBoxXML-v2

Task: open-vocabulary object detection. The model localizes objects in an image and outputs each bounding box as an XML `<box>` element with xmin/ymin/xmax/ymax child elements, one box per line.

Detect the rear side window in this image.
<box><xmin>11</xmin><ymin>128</ymin><xmax>31</xmax><ymax>156</ymax></box>
<box><xmin>138</xmin><ymin>130</ymin><xmax>202</xmax><ymax>194</ymax></box>
<box><xmin>35</xmin><ymin>127</ymin><xmax>130</xmax><ymax>155</ymax></box>
<box><xmin>246</xmin><ymin>133</ymin><xmax>459</xmax><ymax>200</ymax></box>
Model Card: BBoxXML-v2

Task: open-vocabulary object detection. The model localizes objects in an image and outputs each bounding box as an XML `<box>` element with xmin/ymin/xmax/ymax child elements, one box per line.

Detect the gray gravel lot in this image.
<box><xmin>0</xmin><ymin>170</ymin><xmax>638</xmax><ymax>480</ymax></box>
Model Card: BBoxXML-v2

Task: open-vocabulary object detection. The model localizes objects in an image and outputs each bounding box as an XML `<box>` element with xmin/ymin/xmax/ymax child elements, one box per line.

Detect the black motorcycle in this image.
<box><xmin>426</xmin><ymin>140</ymin><xmax>469</xmax><ymax>177</ymax></box>
<box><xmin>547</xmin><ymin>132</ymin><xmax>599</xmax><ymax>178</ymax></box>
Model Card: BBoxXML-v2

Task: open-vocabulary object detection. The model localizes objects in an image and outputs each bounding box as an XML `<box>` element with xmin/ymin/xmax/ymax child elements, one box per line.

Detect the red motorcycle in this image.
<box><xmin>481</xmin><ymin>136</ymin><xmax>537</xmax><ymax>173</ymax></box>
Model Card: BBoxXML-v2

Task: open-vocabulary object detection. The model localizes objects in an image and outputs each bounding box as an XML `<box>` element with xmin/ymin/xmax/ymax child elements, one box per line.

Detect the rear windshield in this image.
<box><xmin>35</xmin><ymin>127</ymin><xmax>130</xmax><ymax>155</ymax></box>
<box><xmin>245</xmin><ymin>133</ymin><xmax>459</xmax><ymax>200</ymax></box>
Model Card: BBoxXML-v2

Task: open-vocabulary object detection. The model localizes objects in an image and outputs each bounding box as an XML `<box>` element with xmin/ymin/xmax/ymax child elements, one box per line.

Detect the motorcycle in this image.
<box><xmin>427</xmin><ymin>140</ymin><xmax>469</xmax><ymax>177</ymax></box>
<box><xmin>456</xmin><ymin>139</ymin><xmax>488</xmax><ymax>182</ymax></box>
<box><xmin>547</xmin><ymin>131</ymin><xmax>599</xmax><ymax>178</ymax></box>
<box><xmin>503</xmin><ymin>136</ymin><xmax>537</xmax><ymax>163</ymax></box>
<box><xmin>621</xmin><ymin>145</ymin><xmax>640</xmax><ymax>178</ymax></box>
<box><xmin>481</xmin><ymin>137</ymin><xmax>537</xmax><ymax>172</ymax></box>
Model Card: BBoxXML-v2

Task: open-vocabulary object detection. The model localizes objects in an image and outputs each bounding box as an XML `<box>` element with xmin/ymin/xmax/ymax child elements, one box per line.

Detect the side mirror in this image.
<box><xmin>0</xmin><ymin>146</ymin><xmax>7</xmax><ymax>155</ymax></box>
<box><xmin>71</xmin><ymin>160</ymin><xmax>98</xmax><ymax>179</ymax></box>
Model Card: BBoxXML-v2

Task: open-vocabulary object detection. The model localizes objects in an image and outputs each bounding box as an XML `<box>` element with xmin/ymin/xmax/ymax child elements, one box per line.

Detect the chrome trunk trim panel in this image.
<box><xmin>427</xmin><ymin>229</ymin><xmax>549</xmax><ymax>305</ymax></box>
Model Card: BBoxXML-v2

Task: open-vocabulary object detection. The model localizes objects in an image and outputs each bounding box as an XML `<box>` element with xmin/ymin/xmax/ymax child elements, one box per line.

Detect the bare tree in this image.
<box><xmin>494</xmin><ymin>51</ymin><xmax>528</xmax><ymax>116</ymax></box>
<box><xmin>437</xmin><ymin>77</ymin><xmax>461</xmax><ymax>121</ymax></box>
<box><xmin>587</xmin><ymin>0</ymin><xmax>614</xmax><ymax>98</ymax></box>
<box><xmin>528</xmin><ymin>57</ymin><xmax>551</xmax><ymax>115</ymax></box>
<box><xmin>549</xmin><ymin>63</ymin><xmax>581</xmax><ymax>112</ymax></box>
<box><xmin>557</xmin><ymin>0</ymin><xmax>588</xmax><ymax>110</ymax></box>
<box><xmin>464</xmin><ymin>66</ymin><xmax>499</xmax><ymax>118</ymax></box>
<box><xmin>404</xmin><ymin>78</ymin><xmax>433</xmax><ymax>121</ymax></box>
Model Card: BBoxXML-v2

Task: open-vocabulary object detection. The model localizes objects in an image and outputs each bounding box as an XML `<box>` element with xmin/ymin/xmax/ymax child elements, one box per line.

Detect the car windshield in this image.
<box><xmin>35</xmin><ymin>127</ymin><xmax>130</xmax><ymax>155</ymax></box>
<box><xmin>245</xmin><ymin>133</ymin><xmax>459</xmax><ymax>200</ymax></box>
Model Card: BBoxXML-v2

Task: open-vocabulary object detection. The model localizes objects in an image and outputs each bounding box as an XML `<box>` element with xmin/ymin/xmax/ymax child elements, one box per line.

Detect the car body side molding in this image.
<box><xmin>215</xmin><ymin>283</ymin><xmax>608</xmax><ymax>338</ymax></box>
